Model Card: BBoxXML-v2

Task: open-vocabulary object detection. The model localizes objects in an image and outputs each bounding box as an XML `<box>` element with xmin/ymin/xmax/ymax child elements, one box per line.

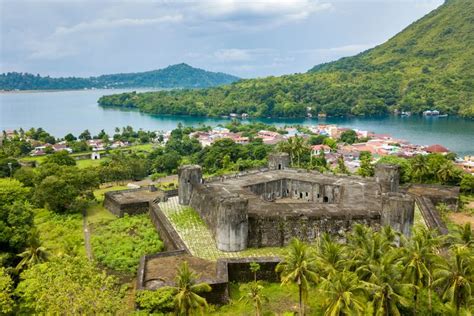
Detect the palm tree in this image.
<box><xmin>410</xmin><ymin>155</ymin><xmax>430</xmax><ymax>183</ymax></box>
<box><xmin>433</xmin><ymin>246</ymin><xmax>473</xmax><ymax>312</ymax></box>
<box><xmin>319</xmin><ymin>270</ymin><xmax>366</xmax><ymax>316</ymax></box>
<box><xmin>315</xmin><ymin>233</ymin><xmax>347</xmax><ymax>277</ymax></box>
<box><xmin>361</xmin><ymin>250</ymin><xmax>412</xmax><ymax>316</ymax></box>
<box><xmin>400</xmin><ymin>226</ymin><xmax>442</xmax><ymax>314</ymax></box>
<box><xmin>451</xmin><ymin>223</ymin><xmax>473</xmax><ymax>249</ymax></box>
<box><xmin>239</xmin><ymin>281</ymin><xmax>268</xmax><ymax>316</ymax></box>
<box><xmin>172</xmin><ymin>261</ymin><xmax>211</xmax><ymax>316</ymax></box>
<box><xmin>276</xmin><ymin>238</ymin><xmax>319</xmax><ymax>315</ymax></box>
<box><xmin>15</xmin><ymin>235</ymin><xmax>49</xmax><ymax>273</ymax></box>
<box><xmin>436</xmin><ymin>162</ymin><xmax>456</xmax><ymax>184</ymax></box>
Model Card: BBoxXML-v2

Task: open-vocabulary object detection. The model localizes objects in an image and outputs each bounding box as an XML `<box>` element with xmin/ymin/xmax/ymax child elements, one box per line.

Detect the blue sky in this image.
<box><xmin>0</xmin><ymin>0</ymin><xmax>443</xmax><ymax>78</ymax></box>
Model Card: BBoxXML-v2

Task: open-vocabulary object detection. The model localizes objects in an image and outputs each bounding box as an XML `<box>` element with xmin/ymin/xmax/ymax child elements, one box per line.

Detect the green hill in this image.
<box><xmin>0</xmin><ymin>63</ymin><xmax>240</xmax><ymax>90</ymax></box>
<box><xmin>98</xmin><ymin>0</ymin><xmax>474</xmax><ymax>118</ymax></box>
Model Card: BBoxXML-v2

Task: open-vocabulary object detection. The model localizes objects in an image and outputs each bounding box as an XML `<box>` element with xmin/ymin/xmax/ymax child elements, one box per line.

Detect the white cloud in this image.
<box><xmin>189</xmin><ymin>0</ymin><xmax>332</xmax><ymax>28</ymax></box>
<box><xmin>54</xmin><ymin>15</ymin><xmax>183</xmax><ymax>35</ymax></box>
<box><xmin>213</xmin><ymin>48</ymin><xmax>275</xmax><ymax>62</ymax></box>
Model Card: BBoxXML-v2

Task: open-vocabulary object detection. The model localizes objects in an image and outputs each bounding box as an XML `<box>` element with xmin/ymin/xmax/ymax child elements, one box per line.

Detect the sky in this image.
<box><xmin>0</xmin><ymin>0</ymin><xmax>444</xmax><ymax>79</ymax></box>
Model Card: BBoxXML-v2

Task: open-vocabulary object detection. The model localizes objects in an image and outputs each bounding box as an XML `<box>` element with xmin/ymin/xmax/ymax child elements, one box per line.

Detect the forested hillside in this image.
<box><xmin>0</xmin><ymin>63</ymin><xmax>239</xmax><ymax>90</ymax></box>
<box><xmin>99</xmin><ymin>0</ymin><xmax>474</xmax><ymax>118</ymax></box>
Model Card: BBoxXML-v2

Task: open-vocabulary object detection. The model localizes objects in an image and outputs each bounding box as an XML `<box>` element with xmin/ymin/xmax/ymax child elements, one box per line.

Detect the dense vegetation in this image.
<box><xmin>0</xmin><ymin>63</ymin><xmax>239</xmax><ymax>90</ymax></box>
<box><xmin>136</xmin><ymin>224</ymin><xmax>474</xmax><ymax>315</ymax></box>
<box><xmin>91</xmin><ymin>214</ymin><xmax>164</xmax><ymax>272</ymax></box>
<box><xmin>1</xmin><ymin>123</ymin><xmax>473</xmax><ymax>314</ymax></box>
<box><xmin>99</xmin><ymin>0</ymin><xmax>474</xmax><ymax>118</ymax></box>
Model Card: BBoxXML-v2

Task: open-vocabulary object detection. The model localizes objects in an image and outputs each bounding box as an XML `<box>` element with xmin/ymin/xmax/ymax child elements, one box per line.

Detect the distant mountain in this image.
<box><xmin>99</xmin><ymin>0</ymin><xmax>473</xmax><ymax>118</ymax></box>
<box><xmin>0</xmin><ymin>63</ymin><xmax>240</xmax><ymax>90</ymax></box>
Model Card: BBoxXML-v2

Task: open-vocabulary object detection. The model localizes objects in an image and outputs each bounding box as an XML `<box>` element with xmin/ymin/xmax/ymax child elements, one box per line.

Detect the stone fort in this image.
<box><xmin>178</xmin><ymin>153</ymin><xmax>415</xmax><ymax>252</ymax></box>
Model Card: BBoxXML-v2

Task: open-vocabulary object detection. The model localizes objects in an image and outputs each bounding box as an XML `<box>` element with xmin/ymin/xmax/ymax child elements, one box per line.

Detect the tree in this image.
<box><xmin>410</xmin><ymin>155</ymin><xmax>430</xmax><ymax>182</ymax></box>
<box><xmin>276</xmin><ymin>238</ymin><xmax>319</xmax><ymax>315</ymax></box>
<box><xmin>401</xmin><ymin>226</ymin><xmax>442</xmax><ymax>313</ymax></box>
<box><xmin>433</xmin><ymin>246</ymin><xmax>474</xmax><ymax>312</ymax></box>
<box><xmin>64</xmin><ymin>133</ymin><xmax>77</xmax><ymax>142</ymax></box>
<box><xmin>0</xmin><ymin>178</ymin><xmax>30</xmax><ymax>207</ymax></box>
<box><xmin>0</xmin><ymin>268</ymin><xmax>14</xmax><ymax>314</ymax></box>
<box><xmin>171</xmin><ymin>261</ymin><xmax>211</xmax><ymax>315</ymax></box>
<box><xmin>361</xmin><ymin>254</ymin><xmax>412</xmax><ymax>316</ymax></box>
<box><xmin>44</xmin><ymin>150</ymin><xmax>76</xmax><ymax>166</ymax></box>
<box><xmin>339</xmin><ymin>129</ymin><xmax>358</xmax><ymax>144</ymax></box>
<box><xmin>16</xmin><ymin>233</ymin><xmax>49</xmax><ymax>273</ymax></box>
<box><xmin>335</xmin><ymin>155</ymin><xmax>349</xmax><ymax>175</ymax></box>
<box><xmin>357</xmin><ymin>151</ymin><xmax>374</xmax><ymax>177</ymax></box>
<box><xmin>34</xmin><ymin>175</ymin><xmax>79</xmax><ymax>213</ymax></box>
<box><xmin>460</xmin><ymin>174</ymin><xmax>474</xmax><ymax>193</ymax></box>
<box><xmin>0</xmin><ymin>180</ymin><xmax>34</xmax><ymax>266</ymax></box>
<box><xmin>78</xmin><ymin>129</ymin><xmax>91</xmax><ymax>141</ymax></box>
<box><xmin>239</xmin><ymin>281</ymin><xmax>268</xmax><ymax>316</ymax></box>
<box><xmin>15</xmin><ymin>256</ymin><xmax>123</xmax><ymax>314</ymax></box>
<box><xmin>319</xmin><ymin>270</ymin><xmax>366</xmax><ymax>316</ymax></box>
<box><xmin>0</xmin><ymin>158</ymin><xmax>20</xmax><ymax>177</ymax></box>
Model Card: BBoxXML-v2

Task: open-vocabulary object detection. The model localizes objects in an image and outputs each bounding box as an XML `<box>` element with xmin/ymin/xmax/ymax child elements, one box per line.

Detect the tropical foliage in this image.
<box><xmin>0</xmin><ymin>63</ymin><xmax>239</xmax><ymax>90</ymax></box>
<box><xmin>91</xmin><ymin>214</ymin><xmax>164</xmax><ymax>273</ymax></box>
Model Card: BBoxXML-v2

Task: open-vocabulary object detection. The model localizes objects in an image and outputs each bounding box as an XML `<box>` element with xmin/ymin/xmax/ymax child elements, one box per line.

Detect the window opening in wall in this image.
<box><xmin>278</xmin><ymin>164</ymin><xmax>282</xmax><ymax>170</ymax></box>
<box><xmin>323</xmin><ymin>196</ymin><xmax>329</xmax><ymax>203</ymax></box>
<box><xmin>187</xmin><ymin>179</ymin><xmax>190</xmax><ymax>183</ymax></box>
<box><xmin>305</xmin><ymin>192</ymin><xmax>309</xmax><ymax>197</ymax></box>
<box><xmin>300</xmin><ymin>192</ymin><xmax>303</xmax><ymax>199</ymax></box>
<box><xmin>286</xmin><ymin>189</ymin><xmax>289</xmax><ymax>194</ymax></box>
<box><xmin>317</xmin><ymin>194</ymin><xmax>320</xmax><ymax>198</ymax></box>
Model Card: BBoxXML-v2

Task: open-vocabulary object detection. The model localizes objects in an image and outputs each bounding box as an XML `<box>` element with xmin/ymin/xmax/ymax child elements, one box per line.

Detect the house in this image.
<box><xmin>91</xmin><ymin>152</ymin><xmax>101</xmax><ymax>160</ymax></box>
<box><xmin>425</xmin><ymin>144</ymin><xmax>450</xmax><ymax>154</ymax></box>
<box><xmin>311</xmin><ymin>145</ymin><xmax>331</xmax><ymax>156</ymax></box>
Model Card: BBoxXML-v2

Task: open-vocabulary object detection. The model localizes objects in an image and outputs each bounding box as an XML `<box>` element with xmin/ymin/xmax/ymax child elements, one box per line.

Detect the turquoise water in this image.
<box><xmin>1</xmin><ymin>89</ymin><xmax>473</xmax><ymax>156</ymax></box>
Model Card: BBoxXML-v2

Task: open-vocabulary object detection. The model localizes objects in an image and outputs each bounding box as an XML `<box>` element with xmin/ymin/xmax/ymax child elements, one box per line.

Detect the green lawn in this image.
<box><xmin>76</xmin><ymin>158</ymin><xmax>106</xmax><ymax>169</ymax></box>
<box><xmin>211</xmin><ymin>282</ymin><xmax>321</xmax><ymax>315</ymax></box>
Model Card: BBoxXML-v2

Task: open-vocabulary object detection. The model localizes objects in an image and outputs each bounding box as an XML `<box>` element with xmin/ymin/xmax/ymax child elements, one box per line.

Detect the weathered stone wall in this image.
<box><xmin>375</xmin><ymin>164</ymin><xmax>401</xmax><ymax>193</ymax></box>
<box><xmin>268</xmin><ymin>152</ymin><xmax>290</xmax><ymax>170</ymax></box>
<box><xmin>215</xmin><ymin>197</ymin><xmax>248</xmax><ymax>251</ymax></box>
<box><xmin>189</xmin><ymin>185</ymin><xmax>221</xmax><ymax>237</ymax></box>
<box><xmin>247</xmin><ymin>213</ymin><xmax>381</xmax><ymax>247</ymax></box>
<box><xmin>381</xmin><ymin>193</ymin><xmax>415</xmax><ymax>236</ymax></box>
<box><xmin>178</xmin><ymin>165</ymin><xmax>202</xmax><ymax>205</ymax></box>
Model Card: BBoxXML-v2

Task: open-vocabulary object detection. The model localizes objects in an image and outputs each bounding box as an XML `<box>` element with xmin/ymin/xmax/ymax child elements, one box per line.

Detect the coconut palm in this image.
<box><xmin>410</xmin><ymin>155</ymin><xmax>430</xmax><ymax>182</ymax></box>
<box><xmin>436</xmin><ymin>162</ymin><xmax>456</xmax><ymax>184</ymax></box>
<box><xmin>276</xmin><ymin>238</ymin><xmax>319</xmax><ymax>315</ymax></box>
<box><xmin>361</xmin><ymin>250</ymin><xmax>412</xmax><ymax>316</ymax></box>
<box><xmin>400</xmin><ymin>226</ymin><xmax>443</xmax><ymax>314</ymax></box>
<box><xmin>172</xmin><ymin>261</ymin><xmax>211</xmax><ymax>316</ymax></box>
<box><xmin>239</xmin><ymin>281</ymin><xmax>268</xmax><ymax>316</ymax></box>
<box><xmin>315</xmin><ymin>233</ymin><xmax>348</xmax><ymax>277</ymax></box>
<box><xmin>451</xmin><ymin>223</ymin><xmax>473</xmax><ymax>249</ymax></box>
<box><xmin>15</xmin><ymin>235</ymin><xmax>49</xmax><ymax>273</ymax></box>
<box><xmin>433</xmin><ymin>246</ymin><xmax>474</xmax><ymax>312</ymax></box>
<box><xmin>319</xmin><ymin>270</ymin><xmax>367</xmax><ymax>316</ymax></box>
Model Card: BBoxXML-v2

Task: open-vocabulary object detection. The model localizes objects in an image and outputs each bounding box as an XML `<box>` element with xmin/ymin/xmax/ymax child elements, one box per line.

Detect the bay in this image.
<box><xmin>1</xmin><ymin>89</ymin><xmax>473</xmax><ymax>156</ymax></box>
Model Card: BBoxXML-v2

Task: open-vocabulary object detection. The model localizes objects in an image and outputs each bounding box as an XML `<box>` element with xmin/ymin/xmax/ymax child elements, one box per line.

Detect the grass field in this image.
<box><xmin>211</xmin><ymin>282</ymin><xmax>321</xmax><ymax>315</ymax></box>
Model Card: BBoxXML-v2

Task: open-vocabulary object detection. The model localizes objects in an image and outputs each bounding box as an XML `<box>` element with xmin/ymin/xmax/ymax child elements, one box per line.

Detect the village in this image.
<box><xmin>2</xmin><ymin>123</ymin><xmax>473</xmax><ymax>175</ymax></box>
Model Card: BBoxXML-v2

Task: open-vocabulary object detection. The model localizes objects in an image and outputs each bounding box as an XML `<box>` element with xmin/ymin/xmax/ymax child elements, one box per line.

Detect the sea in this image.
<box><xmin>1</xmin><ymin>89</ymin><xmax>473</xmax><ymax>156</ymax></box>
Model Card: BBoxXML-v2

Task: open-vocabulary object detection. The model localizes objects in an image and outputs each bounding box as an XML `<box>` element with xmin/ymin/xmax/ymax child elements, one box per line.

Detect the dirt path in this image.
<box><xmin>82</xmin><ymin>209</ymin><xmax>93</xmax><ymax>261</ymax></box>
<box><xmin>448</xmin><ymin>212</ymin><xmax>474</xmax><ymax>227</ymax></box>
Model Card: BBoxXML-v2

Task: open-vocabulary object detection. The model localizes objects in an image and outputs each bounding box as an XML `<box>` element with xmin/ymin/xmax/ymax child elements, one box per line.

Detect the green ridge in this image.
<box><xmin>98</xmin><ymin>0</ymin><xmax>474</xmax><ymax>118</ymax></box>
